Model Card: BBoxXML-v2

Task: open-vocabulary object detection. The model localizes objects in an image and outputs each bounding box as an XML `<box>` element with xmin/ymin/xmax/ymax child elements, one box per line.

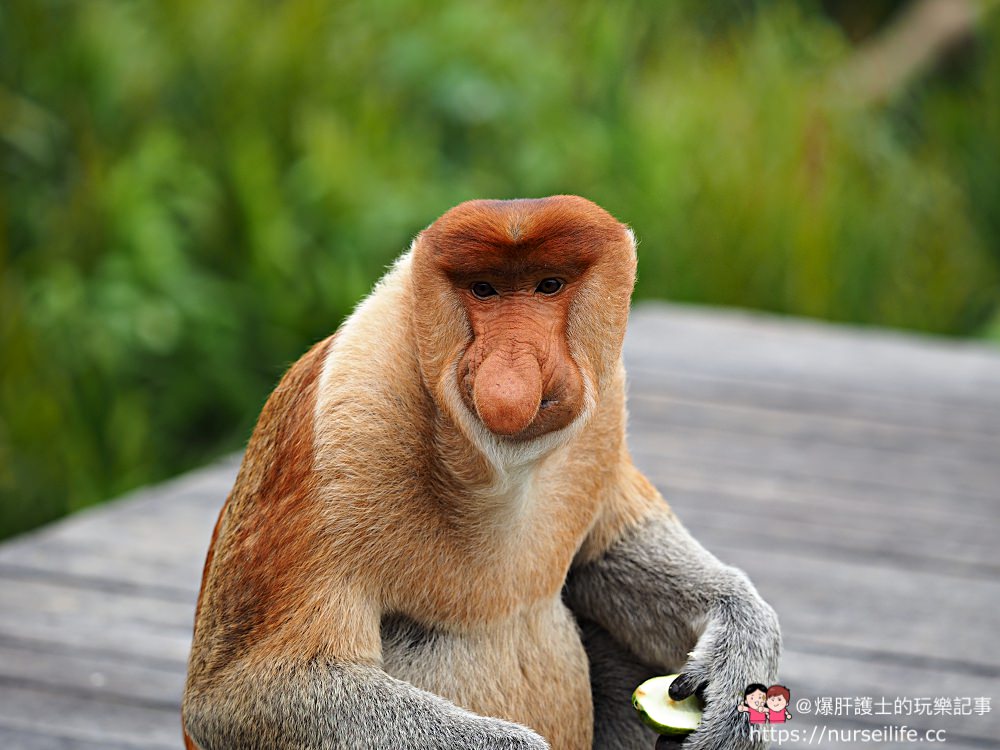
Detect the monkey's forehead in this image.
<box><xmin>418</xmin><ymin>195</ymin><xmax>631</xmax><ymax>274</ymax></box>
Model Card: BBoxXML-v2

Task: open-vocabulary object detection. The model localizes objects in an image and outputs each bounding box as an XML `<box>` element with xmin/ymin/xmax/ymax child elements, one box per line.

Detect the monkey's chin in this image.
<box><xmin>445</xmin><ymin>370</ymin><xmax>594</xmax><ymax>468</ymax></box>
<box><xmin>481</xmin><ymin>402</ymin><xmax>581</xmax><ymax>443</ymax></box>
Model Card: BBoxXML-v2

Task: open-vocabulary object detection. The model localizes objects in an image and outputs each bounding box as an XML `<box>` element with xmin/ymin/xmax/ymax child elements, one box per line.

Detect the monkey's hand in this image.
<box><xmin>469</xmin><ymin>717</ymin><xmax>550</xmax><ymax>750</ymax></box>
<box><xmin>565</xmin><ymin>510</ymin><xmax>780</xmax><ymax>750</ymax></box>
<box><xmin>663</xmin><ymin>583</ymin><xmax>780</xmax><ymax>750</ymax></box>
<box><xmin>184</xmin><ymin>659</ymin><xmax>550</xmax><ymax>750</ymax></box>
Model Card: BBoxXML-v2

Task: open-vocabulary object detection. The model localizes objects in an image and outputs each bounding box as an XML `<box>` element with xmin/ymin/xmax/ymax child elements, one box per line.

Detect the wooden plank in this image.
<box><xmin>0</xmin><ymin>631</ymin><xmax>184</xmax><ymax>674</ymax></box>
<box><xmin>0</xmin><ymin>475</ymin><xmax>228</xmax><ymax>573</ymax></box>
<box><xmin>0</xmin><ymin>578</ymin><xmax>192</xmax><ymax>666</ymax></box>
<box><xmin>644</xmin><ymin>461</ymin><xmax>999</xmax><ymax>526</ymax></box>
<box><xmin>636</xmin><ymin>453</ymin><xmax>999</xmax><ymax>527</ymax></box>
<box><xmin>660</xmin><ymin>485</ymin><xmax>1000</xmax><ymax>578</ymax></box>
<box><xmin>626</xmin><ymin>303</ymin><xmax>1000</xmax><ymax>407</ymax></box>
<box><xmin>0</xmin><ymin>683</ymin><xmax>180</xmax><ymax>749</ymax></box>
<box><xmin>627</xmin><ymin>386</ymin><xmax>1000</xmax><ymax>464</ymax></box>
<box><xmin>717</xmin><ymin>545</ymin><xmax>1000</xmax><ymax>670</ymax></box>
<box><xmin>0</xmin><ymin>642</ymin><xmax>185</xmax><ymax>708</ymax></box>
<box><xmin>776</xmin><ymin>648</ymin><xmax>1000</xmax><ymax>744</ymax></box>
<box><xmin>4</xmin><ymin>458</ymin><xmax>995</xmax><ymax>594</ymax></box>
<box><xmin>626</xmin><ymin>365</ymin><xmax>1000</xmax><ymax>439</ymax></box>
<box><xmin>0</xmin><ymin>727</ymin><xmax>164</xmax><ymax>750</ymax></box>
<box><xmin>3</xmin><ymin>514</ymin><xmax>997</xmax><ymax>674</ymax></box>
<box><xmin>0</xmin><ymin>543</ymin><xmax>203</xmax><ymax>598</ymax></box>
<box><xmin>1</xmin><ymin>303</ymin><xmax>998</xmax><ymax>749</ymax></box>
<box><xmin>0</xmin><ymin>558</ymin><xmax>199</xmax><ymax>601</ymax></box>
<box><xmin>0</xmin><ymin>460</ymin><xmax>234</xmax><ymax>593</ymax></box>
<box><xmin>3</xmin><ymin>457</ymin><xmax>996</xmax><ymax>597</ymax></box>
<box><xmin>629</xmin><ymin>426</ymin><xmax>999</xmax><ymax>505</ymax></box>
<box><xmin>0</xmin><ymin>578</ymin><xmax>194</xmax><ymax>632</ymax></box>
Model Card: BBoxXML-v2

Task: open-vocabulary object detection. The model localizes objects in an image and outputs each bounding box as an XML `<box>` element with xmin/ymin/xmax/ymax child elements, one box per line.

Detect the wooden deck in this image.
<box><xmin>1</xmin><ymin>303</ymin><xmax>998</xmax><ymax>750</ymax></box>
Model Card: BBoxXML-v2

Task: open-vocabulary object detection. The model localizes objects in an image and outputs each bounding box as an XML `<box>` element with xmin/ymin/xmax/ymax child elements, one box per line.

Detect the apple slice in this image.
<box><xmin>632</xmin><ymin>674</ymin><xmax>703</xmax><ymax>736</ymax></box>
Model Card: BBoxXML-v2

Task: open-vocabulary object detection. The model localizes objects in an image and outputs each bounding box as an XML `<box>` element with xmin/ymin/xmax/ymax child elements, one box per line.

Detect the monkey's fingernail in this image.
<box><xmin>668</xmin><ymin>673</ymin><xmax>695</xmax><ymax>700</ymax></box>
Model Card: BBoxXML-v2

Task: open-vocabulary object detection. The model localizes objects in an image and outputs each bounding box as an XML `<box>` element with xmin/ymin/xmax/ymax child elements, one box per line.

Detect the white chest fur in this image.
<box><xmin>380</xmin><ymin>596</ymin><xmax>593</xmax><ymax>749</ymax></box>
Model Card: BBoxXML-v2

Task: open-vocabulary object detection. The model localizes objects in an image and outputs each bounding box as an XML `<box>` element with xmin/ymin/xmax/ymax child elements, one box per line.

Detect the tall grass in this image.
<box><xmin>1</xmin><ymin>0</ymin><xmax>998</xmax><ymax>538</ymax></box>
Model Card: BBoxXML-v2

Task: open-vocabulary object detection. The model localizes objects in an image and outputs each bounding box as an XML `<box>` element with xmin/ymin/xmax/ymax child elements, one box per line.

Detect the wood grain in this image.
<box><xmin>1</xmin><ymin>303</ymin><xmax>997</xmax><ymax>748</ymax></box>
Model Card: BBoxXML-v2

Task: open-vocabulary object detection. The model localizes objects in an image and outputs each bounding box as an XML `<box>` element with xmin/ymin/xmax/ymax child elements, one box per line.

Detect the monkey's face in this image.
<box><xmin>413</xmin><ymin>196</ymin><xmax>636</xmax><ymax>443</ymax></box>
<box><xmin>453</xmin><ymin>266</ymin><xmax>585</xmax><ymax>440</ymax></box>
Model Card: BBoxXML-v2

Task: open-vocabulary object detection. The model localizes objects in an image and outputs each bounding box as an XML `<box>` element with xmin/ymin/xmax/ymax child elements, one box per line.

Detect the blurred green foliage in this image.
<box><xmin>1</xmin><ymin>0</ymin><xmax>999</xmax><ymax>539</ymax></box>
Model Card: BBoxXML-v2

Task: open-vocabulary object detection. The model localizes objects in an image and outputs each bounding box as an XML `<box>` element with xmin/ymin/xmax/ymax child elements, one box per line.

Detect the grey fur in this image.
<box><xmin>184</xmin><ymin>658</ymin><xmax>549</xmax><ymax>750</ymax></box>
<box><xmin>186</xmin><ymin>515</ymin><xmax>779</xmax><ymax>750</ymax></box>
<box><xmin>576</xmin><ymin>618</ymin><xmax>661</xmax><ymax>750</ymax></box>
<box><xmin>565</xmin><ymin>513</ymin><xmax>781</xmax><ymax>750</ymax></box>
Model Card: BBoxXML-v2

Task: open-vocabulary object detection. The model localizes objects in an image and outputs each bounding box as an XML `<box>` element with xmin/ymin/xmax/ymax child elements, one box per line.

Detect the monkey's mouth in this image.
<box><xmin>456</xmin><ymin>348</ymin><xmax>582</xmax><ymax>441</ymax></box>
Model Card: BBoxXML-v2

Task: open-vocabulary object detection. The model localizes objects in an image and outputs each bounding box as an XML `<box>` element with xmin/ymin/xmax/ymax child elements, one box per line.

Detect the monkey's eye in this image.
<box><xmin>471</xmin><ymin>282</ymin><xmax>498</xmax><ymax>299</ymax></box>
<box><xmin>535</xmin><ymin>278</ymin><xmax>563</xmax><ymax>295</ymax></box>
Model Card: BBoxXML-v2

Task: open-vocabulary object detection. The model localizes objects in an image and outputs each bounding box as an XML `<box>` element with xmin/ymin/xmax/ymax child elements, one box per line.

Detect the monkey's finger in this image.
<box><xmin>667</xmin><ymin>672</ymin><xmax>704</xmax><ymax>701</ymax></box>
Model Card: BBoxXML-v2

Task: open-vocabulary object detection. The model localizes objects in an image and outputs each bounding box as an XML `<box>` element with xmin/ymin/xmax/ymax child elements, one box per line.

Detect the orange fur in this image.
<box><xmin>183</xmin><ymin>196</ymin><xmax>669</xmax><ymax>750</ymax></box>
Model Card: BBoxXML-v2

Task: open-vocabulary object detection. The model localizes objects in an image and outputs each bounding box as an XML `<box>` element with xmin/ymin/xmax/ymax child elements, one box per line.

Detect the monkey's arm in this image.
<box><xmin>564</xmin><ymin>465</ymin><xmax>780</xmax><ymax>750</ymax></box>
<box><xmin>184</xmin><ymin>659</ymin><xmax>547</xmax><ymax>750</ymax></box>
<box><xmin>183</xmin><ymin>588</ymin><xmax>547</xmax><ymax>750</ymax></box>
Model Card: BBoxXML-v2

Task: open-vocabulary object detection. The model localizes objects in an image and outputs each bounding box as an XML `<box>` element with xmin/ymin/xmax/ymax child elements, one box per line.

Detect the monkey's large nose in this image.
<box><xmin>473</xmin><ymin>350</ymin><xmax>543</xmax><ymax>436</ymax></box>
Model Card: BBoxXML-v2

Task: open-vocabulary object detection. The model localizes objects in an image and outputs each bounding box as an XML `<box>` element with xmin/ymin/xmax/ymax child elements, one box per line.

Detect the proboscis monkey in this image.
<box><xmin>182</xmin><ymin>196</ymin><xmax>781</xmax><ymax>750</ymax></box>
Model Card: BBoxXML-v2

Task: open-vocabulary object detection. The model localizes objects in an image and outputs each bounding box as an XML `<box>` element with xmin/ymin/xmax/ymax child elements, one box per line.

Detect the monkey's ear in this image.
<box><xmin>623</xmin><ymin>225</ymin><xmax>639</xmax><ymax>261</ymax></box>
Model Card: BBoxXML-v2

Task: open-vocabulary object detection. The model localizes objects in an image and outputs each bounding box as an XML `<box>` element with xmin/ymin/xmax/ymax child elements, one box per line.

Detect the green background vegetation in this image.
<box><xmin>2</xmin><ymin>0</ymin><xmax>999</xmax><ymax>539</ymax></box>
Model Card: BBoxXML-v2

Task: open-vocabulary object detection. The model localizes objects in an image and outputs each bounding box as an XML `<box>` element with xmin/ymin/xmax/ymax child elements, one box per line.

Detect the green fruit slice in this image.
<box><xmin>632</xmin><ymin>674</ymin><xmax>703</xmax><ymax>736</ymax></box>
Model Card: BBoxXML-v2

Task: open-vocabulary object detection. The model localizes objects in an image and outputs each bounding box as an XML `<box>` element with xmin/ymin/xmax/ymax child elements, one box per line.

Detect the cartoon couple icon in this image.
<box><xmin>738</xmin><ymin>683</ymin><xmax>792</xmax><ymax>725</ymax></box>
